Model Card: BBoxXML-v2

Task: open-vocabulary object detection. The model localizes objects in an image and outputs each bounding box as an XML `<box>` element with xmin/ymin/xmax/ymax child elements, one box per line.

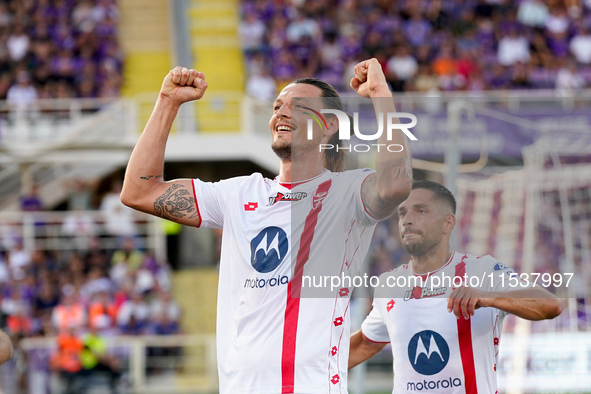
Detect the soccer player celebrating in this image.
<box><xmin>349</xmin><ymin>180</ymin><xmax>562</xmax><ymax>393</ymax></box>
<box><xmin>121</xmin><ymin>58</ymin><xmax>413</xmax><ymax>393</ymax></box>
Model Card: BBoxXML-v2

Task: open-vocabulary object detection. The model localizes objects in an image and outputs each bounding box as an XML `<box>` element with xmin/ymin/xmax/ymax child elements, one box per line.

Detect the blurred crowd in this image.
<box><xmin>0</xmin><ymin>0</ymin><xmax>123</xmax><ymax>107</ymax></box>
<box><xmin>1</xmin><ymin>177</ymin><xmax>181</xmax><ymax>389</ymax></box>
<box><xmin>241</xmin><ymin>0</ymin><xmax>591</xmax><ymax>97</ymax></box>
<box><xmin>0</xmin><ymin>239</ymin><xmax>180</xmax><ymax>338</ymax></box>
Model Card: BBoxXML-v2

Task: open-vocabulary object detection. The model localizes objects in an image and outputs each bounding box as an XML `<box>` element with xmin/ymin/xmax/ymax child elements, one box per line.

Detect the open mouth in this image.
<box><xmin>276</xmin><ymin>125</ymin><xmax>292</xmax><ymax>133</ymax></box>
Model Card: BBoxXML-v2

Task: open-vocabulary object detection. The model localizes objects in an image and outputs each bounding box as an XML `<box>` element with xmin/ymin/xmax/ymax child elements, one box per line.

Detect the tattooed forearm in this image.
<box><xmin>363</xmin><ymin>155</ymin><xmax>413</xmax><ymax>219</ymax></box>
<box><xmin>386</xmin><ymin>156</ymin><xmax>412</xmax><ymax>181</ymax></box>
<box><xmin>140</xmin><ymin>175</ymin><xmax>163</xmax><ymax>181</ymax></box>
<box><xmin>361</xmin><ymin>173</ymin><xmax>389</xmax><ymax>219</ymax></box>
<box><xmin>154</xmin><ymin>184</ymin><xmax>199</xmax><ymax>220</ymax></box>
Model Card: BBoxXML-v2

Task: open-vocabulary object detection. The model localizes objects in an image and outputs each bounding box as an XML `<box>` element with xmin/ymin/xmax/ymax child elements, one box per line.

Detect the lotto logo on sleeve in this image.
<box><xmin>250</xmin><ymin>227</ymin><xmax>288</xmax><ymax>273</ymax></box>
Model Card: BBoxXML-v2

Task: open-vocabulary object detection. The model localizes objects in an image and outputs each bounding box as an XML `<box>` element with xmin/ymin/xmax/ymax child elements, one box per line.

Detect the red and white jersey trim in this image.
<box><xmin>192</xmin><ymin>169</ymin><xmax>378</xmax><ymax>393</ymax></box>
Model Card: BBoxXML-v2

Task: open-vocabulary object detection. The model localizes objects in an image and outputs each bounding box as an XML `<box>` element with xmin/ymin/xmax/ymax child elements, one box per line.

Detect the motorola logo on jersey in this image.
<box><xmin>250</xmin><ymin>227</ymin><xmax>288</xmax><ymax>273</ymax></box>
<box><xmin>408</xmin><ymin>330</ymin><xmax>450</xmax><ymax>375</ymax></box>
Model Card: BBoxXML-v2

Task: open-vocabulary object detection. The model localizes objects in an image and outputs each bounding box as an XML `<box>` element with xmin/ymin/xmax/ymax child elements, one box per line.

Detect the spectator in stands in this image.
<box><xmin>497</xmin><ymin>28</ymin><xmax>531</xmax><ymax>66</ymax></box>
<box><xmin>530</xmin><ymin>31</ymin><xmax>555</xmax><ymax>69</ymax></box>
<box><xmin>510</xmin><ymin>62</ymin><xmax>533</xmax><ymax>89</ymax></box>
<box><xmin>570</xmin><ymin>26</ymin><xmax>591</xmax><ymax>64</ymax></box>
<box><xmin>7</xmin><ymin>70</ymin><xmax>38</xmax><ymax>113</ymax></box>
<box><xmin>100</xmin><ymin>179</ymin><xmax>138</xmax><ymax>243</ymax></box>
<box><xmin>150</xmin><ymin>290</ymin><xmax>180</xmax><ymax>334</ymax></box>
<box><xmin>62</xmin><ymin>208</ymin><xmax>98</xmax><ymax>250</ymax></box>
<box><xmin>88</xmin><ymin>291</ymin><xmax>117</xmax><ymax>332</ymax></box>
<box><xmin>33</xmin><ymin>283</ymin><xmax>58</xmax><ymax>333</ymax></box>
<box><xmin>240</xmin><ymin>10</ymin><xmax>266</xmax><ymax>56</ymax></box>
<box><xmin>451</xmin><ymin>8</ymin><xmax>477</xmax><ymax>38</ymax></box>
<box><xmin>6</xmin><ymin>307</ymin><xmax>34</xmax><ymax>336</ymax></box>
<box><xmin>133</xmin><ymin>259</ymin><xmax>156</xmax><ymax>295</ymax></box>
<box><xmin>71</xmin><ymin>0</ymin><xmax>95</xmax><ymax>32</ymax></box>
<box><xmin>319</xmin><ymin>30</ymin><xmax>343</xmax><ymax>69</ymax></box>
<box><xmin>7</xmin><ymin>241</ymin><xmax>30</xmax><ymax>281</ymax></box>
<box><xmin>246</xmin><ymin>67</ymin><xmax>277</xmax><ymax>102</ymax></box>
<box><xmin>6</xmin><ymin>23</ymin><xmax>29</xmax><ymax>62</ymax></box>
<box><xmin>517</xmin><ymin>0</ymin><xmax>549</xmax><ymax>27</ymax></box>
<box><xmin>425</xmin><ymin>0</ymin><xmax>449</xmax><ymax>32</ymax></box>
<box><xmin>457</xmin><ymin>29</ymin><xmax>480</xmax><ymax>53</ymax></box>
<box><xmin>455</xmin><ymin>48</ymin><xmax>479</xmax><ymax>89</ymax></box>
<box><xmin>81</xmin><ymin>267</ymin><xmax>112</xmax><ymax>301</ymax></box>
<box><xmin>111</xmin><ymin>237</ymin><xmax>144</xmax><ymax>273</ymax></box>
<box><xmin>386</xmin><ymin>45</ymin><xmax>418</xmax><ymax>92</ymax></box>
<box><xmin>487</xmin><ymin>63</ymin><xmax>510</xmax><ymax>89</ymax></box>
<box><xmin>413</xmin><ymin>64</ymin><xmax>440</xmax><ymax>93</ymax></box>
<box><xmin>117</xmin><ymin>291</ymin><xmax>150</xmax><ymax>335</ymax></box>
<box><xmin>2</xmin><ymin>291</ymin><xmax>32</xmax><ymax>335</ymax></box>
<box><xmin>432</xmin><ymin>43</ymin><xmax>458</xmax><ymax>90</ymax></box>
<box><xmin>20</xmin><ymin>183</ymin><xmax>43</xmax><ymax>212</ymax></box>
<box><xmin>50</xmin><ymin>326</ymin><xmax>84</xmax><ymax>394</ymax></box>
<box><xmin>556</xmin><ymin>60</ymin><xmax>586</xmax><ymax>95</ymax></box>
<box><xmin>52</xmin><ymin>287</ymin><xmax>86</xmax><ymax>332</ymax></box>
<box><xmin>545</xmin><ymin>6</ymin><xmax>570</xmax><ymax>35</ymax></box>
<box><xmin>270</xmin><ymin>49</ymin><xmax>297</xmax><ymax>85</ymax></box>
<box><xmin>80</xmin><ymin>324</ymin><xmax>121</xmax><ymax>393</ymax></box>
<box><xmin>0</xmin><ymin>4</ymin><xmax>11</xmax><ymax>29</ymax></box>
<box><xmin>91</xmin><ymin>0</ymin><xmax>120</xmax><ymax>24</ymax></box>
<box><xmin>403</xmin><ymin>10</ymin><xmax>431</xmax><ymax>48</ymax></box>
<box><xmin>286</xmin><ymin>10</ymin><xmax>320</xmax><ymax>43</ymax></box>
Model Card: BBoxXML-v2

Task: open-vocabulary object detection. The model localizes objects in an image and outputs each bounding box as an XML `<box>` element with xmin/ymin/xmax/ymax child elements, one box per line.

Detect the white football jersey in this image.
<box><xmin>362</xmin><ymin>252</ymin><xmax>532</xmax><ymax>394</ymax></box>
<box><xmin>192</xmin><ymin>169</ymin><xmax>379</xmax><ymax>393</ymax></box>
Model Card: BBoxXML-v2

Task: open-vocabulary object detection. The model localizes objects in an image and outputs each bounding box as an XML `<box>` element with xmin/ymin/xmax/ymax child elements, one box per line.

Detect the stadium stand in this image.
<box><xmin>0</xmin><ymin>0</ymin><xmax>123</xmax><ymax>101</ymax></box>
<box><xmin>239</xmin><ymin>0</ymin><xmax>591</xmax><ymax>93</ymax></box>
<box><xmin>0</xmin><ymin>1</ymin><xmax>190</xmax><ymax>392</ymax></box>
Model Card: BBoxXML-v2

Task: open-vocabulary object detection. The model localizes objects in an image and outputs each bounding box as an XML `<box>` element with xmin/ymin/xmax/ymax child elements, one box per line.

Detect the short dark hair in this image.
<box><xmin>412</xmin><ymin>180</ymin><xmax>456</xmax><ymax>214</ymax></box>
<box><xmin>291</xmin><ymin>77</ymin><xmax>348</xmax><ymax>172</ymax></box>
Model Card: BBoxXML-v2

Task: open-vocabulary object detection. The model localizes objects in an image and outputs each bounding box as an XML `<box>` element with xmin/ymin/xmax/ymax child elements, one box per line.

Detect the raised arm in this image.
<box><xmin>350</xmin><ymin>59</ymin><xmax>413</xmax><ymax>220</ymax></box>
<box><xmin>349</xmin><ymin>329</ymin><xmax>387</xmax><ymax>369</ymax></box>
<box><xmin>120</xmin><ymin>67</ymin><xmax>208</xmax><ymax>226</ymax></box>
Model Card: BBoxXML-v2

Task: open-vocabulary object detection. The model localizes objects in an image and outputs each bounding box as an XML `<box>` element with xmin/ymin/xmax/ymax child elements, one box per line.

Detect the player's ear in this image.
<box><xmin>443</xmin><ymin>213</ymin><xmax>455</xmax><ymax>235</ymax></box>
<box><xmin>326</xmin><ymin>114</ymin><xmax>339</xmax><ymax>138</ymax></box>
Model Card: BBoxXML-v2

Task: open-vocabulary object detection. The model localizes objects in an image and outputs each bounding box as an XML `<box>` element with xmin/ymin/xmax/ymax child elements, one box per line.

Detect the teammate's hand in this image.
<box><xmin>447</xmin><ymin>286</ymin><xmax>492</xmax><ymax>320</ymax></box>
<box><xmin>160</xmin><ymin>66</ymin><xmax>208</xmax><ymax>105</ymax></box>
<box><xmin>350</xmin><ymin>58</ymin><xmax>390</xmax><ymax>98</ymax></box>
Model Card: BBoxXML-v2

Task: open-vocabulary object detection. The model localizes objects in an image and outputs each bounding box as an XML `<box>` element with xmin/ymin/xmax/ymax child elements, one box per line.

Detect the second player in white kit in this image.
<box><xmin>349</xmin><ymin>181</ymin><xmax>562</xmax><ymax>394</ymax></box>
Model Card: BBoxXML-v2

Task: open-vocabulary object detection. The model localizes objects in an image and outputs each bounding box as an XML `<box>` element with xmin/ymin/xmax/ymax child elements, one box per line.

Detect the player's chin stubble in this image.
<box><xmin>402</xmin><ymin>239</ymin><xmax>431</xmax><ymax>257</ymax></box>
<box><xmin>272</xmin><ymin>141</ymin><xmax>291</xmax><ymax>161</ymax></box>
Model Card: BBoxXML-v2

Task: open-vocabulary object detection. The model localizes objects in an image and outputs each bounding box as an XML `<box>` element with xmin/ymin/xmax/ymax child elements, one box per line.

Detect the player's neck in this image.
<box><xmin>278</xmin><ymin>158</ymin><xmax>326</xmax><ymax>183</ymax></box>
<box><xmin>411</xmin><ymin>245</ymin><xmax>453</xmax><ymax>275</ymax></box>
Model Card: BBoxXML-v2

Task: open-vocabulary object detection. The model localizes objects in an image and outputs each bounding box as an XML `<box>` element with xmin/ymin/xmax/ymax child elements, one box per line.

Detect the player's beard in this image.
<box><xmin>272</xmin><ymin>140</ymin><xmax>291</xmax><ymax>160</ymax></box>
<box><xmin>402</xmin><ymin>233</ymin><xmax>437</xmax><ymax>257</ymax></box>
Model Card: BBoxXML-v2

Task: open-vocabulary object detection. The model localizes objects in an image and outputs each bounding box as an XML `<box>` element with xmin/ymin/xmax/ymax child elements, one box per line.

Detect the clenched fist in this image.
<box><xmin>350</xmin><ymin>58</ymin><xmax>390</xmax><ymax>98</ymax></box>
<box><xmin>160</xmin><ymin>66</ymin><xmax>208</xmax><ymax>105</ymax></box>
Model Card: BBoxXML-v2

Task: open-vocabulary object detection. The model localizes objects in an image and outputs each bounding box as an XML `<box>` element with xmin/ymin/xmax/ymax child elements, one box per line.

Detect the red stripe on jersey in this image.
<box><xmin>281</xmin><ymin>179</ymin><xmax>333</xmax><ymax>393</ymax></box>
<box><xmin>191</xmin><ymin>180</ymin><xmax>203</xmax><ymax>228</ymax></box>
<box><xmin>455</xmin><ymin>259</ymin><xmax>478</xmax><ymax>394</ymax></box>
